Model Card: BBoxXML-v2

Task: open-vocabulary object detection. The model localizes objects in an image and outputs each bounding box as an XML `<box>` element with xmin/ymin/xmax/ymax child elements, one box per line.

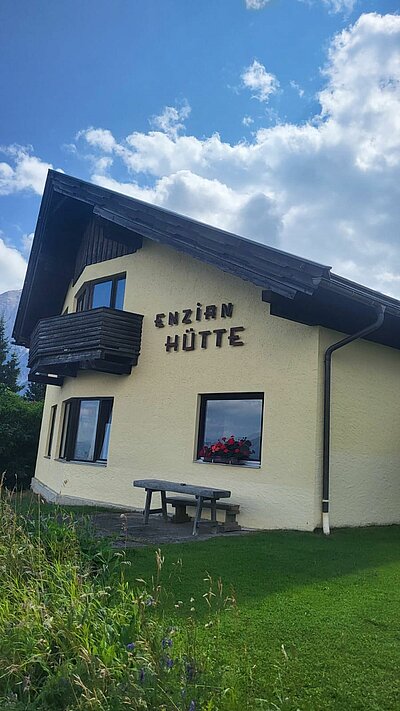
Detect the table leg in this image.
<box><xmin>144</xmin><ymin>489</ymin><xmax>152</xmax><ymax>524</ymax></box>
<box><xmin>160</xmin><ymin>490</ymin><xmax>168</xmax><ymax>521</ymax></box>
<box><xmin>193</xmin><ymin>496</ymin><xmax>203</xmax><ymax>536</ymax></box>
<box><xmin>210</xmin><ymin>499</ymin><xmax>217</xmax><ymax>530</ymax></box>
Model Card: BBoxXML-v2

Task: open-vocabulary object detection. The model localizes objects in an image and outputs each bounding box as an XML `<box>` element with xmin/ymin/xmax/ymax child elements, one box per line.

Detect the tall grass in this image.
<box><xmin>0</xmin><ymin>492</ymin><xmax>281</xmax><ymax>710</ymax></box>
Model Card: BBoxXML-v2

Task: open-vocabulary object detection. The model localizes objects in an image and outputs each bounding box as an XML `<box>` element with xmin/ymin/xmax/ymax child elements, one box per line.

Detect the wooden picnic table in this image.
<box><xmin>133</xmin><ymin>479</ymin><xmax>231</xmax><ymax>536</ymax></box>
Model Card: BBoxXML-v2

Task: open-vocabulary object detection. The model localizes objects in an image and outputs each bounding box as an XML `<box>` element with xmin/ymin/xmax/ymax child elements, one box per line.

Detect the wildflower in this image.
<box><xmin>188</xmin><ymin>702</ymin><xmax>196</xmax><ymax>711</ymax></box>
<box><xmin>190</xmin><ymin>607</ymin><xmax>195</xmax><ymax>612</ymax></box>
<box><xmin>139</xmin><ymin>668</ymin><xmax>145</xmax><ymax>683</ymax></box>
<box><xmin>126</xmin><ymin>642</ymin><xmax>135</xmax><ymax>651</ymax></box>
<box><xmin>166</xmin><ymin>657</ymin><xmax>174</xmax><ymax>669</ymax></box>
<box><xmin>145</xmin><ymin>596</ymin><xmax>155</xmax><ymax>606</ymax></box>
<box><xmin>162</xmin><ymin>637</ymin><xmax>173</xmax><ymax>648</ymax></box>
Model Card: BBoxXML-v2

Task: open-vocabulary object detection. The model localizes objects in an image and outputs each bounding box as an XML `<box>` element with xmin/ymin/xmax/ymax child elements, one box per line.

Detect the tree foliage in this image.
<box><xmin>0</xmin><ymin>314</ymin><xmax>43</xmax><ymax>488</ymax></box>
<box><xmin>0</xmin><ymin>385</ymin><xmax>43</xmax><ymax>489</ymax></box>
<box><xmin>0</xmin><ymin>314</ymin><xmax>21</xmax><ymax>392</ymax></box>
<box><xmin>25</xmin><ymin>380</ymin><xmax>46</xmax><ymax>402</ymax></box>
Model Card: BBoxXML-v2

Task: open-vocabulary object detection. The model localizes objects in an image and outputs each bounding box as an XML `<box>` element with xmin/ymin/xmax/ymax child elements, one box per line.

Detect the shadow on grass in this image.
<box><xmin>126</xmin><ymin>525</ymin><xmax>400</xmax><ymax>614</ymax></box>
<box><xmin>10</xmin><ymin>490</ymin><xmax>400</xmax><ymax>615</ymax></box>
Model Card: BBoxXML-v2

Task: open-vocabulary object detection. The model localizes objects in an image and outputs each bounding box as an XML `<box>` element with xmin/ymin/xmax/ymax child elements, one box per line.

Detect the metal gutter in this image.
<box><xmin>322</xmin><ymin>303</ymin><xmax>386</xmax><ymax>535</ymax></box>
<box><xmin>325</xmin><ymin>274</ymin><xmax>400</xmax><ymax>317</ymax></box>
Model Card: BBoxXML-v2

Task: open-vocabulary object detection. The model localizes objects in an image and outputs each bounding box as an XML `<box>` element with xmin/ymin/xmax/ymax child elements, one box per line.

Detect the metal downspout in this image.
<box><xmin>322</xmin><ymin>303</ymin><xmax>386</xmax><ymax>535</ymax></box>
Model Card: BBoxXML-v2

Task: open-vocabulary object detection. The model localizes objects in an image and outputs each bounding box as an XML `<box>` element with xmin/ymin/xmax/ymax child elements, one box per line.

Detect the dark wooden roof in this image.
<box><xmin>13</xmin><ymin>170</ymin><xmax>400</xmax><ymax>350</ymax></box>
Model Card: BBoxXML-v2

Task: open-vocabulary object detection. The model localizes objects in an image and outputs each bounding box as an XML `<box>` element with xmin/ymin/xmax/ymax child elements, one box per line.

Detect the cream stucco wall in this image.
<box><xmin>317</xmin><ymin>328</ymin><xmax>400</xmax><ymax>527</ymax></box>
<box><xmin>34</xmin><ymin>239</ymin><xmax>322</xmax><ymax>530</ymax></box>
<box><xmin>33</xmin><ymin>239</ymin><xmax>400</xmax><ymax>530</ymax></box>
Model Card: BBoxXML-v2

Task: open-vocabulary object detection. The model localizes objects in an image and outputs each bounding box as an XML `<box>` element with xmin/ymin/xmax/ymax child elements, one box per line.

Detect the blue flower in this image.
<box><xmin>166</xmin><ymin>657</ymin><xmax>174</xmax><ymax>669</ymax></box>
<box><xmin>139</xmin><ymin>668</ymin><xmax>145</xmax><ymax>683</ymax></box>
<box><xmin>188</xmin><ymin>701</ymin><xmax>196</xmax><ymax>711</ymax></box>
<box><xmin>126</xmin><ymin>642</ymin><xmax>135</xmax><ymax>651</ymax></box>
<box><xmin>145</xmin><ymin>596</ymin><xmax>154</xmax><ymax>606</ymax></box>
<box><xmin>162</xmin><ymin>637</ymin><xmax>173</xmax><ymax>649</ymax></box>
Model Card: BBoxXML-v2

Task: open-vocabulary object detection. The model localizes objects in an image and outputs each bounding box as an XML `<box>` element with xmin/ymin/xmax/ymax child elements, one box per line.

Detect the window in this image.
<box><xmin>59</xmin><ymin>398</ymin><xmax>113</xmax><ymax>463</ymax></box>
<box><xmin>59</xmin><ymin>401</ymin><xmax>71</xmax><ymax>459</ymax></box>
<box><xmin>92</xmin><ymin>280</ymin><xmax>113</xmax><ymax>309</ymax></box>
<box><xmin>76</xmin><ymin>292</ymin><xmax>85</xmax><ymax>312</ymax></box>
<box><xmin>75</xmin><ymin>274</ymin><xmax>126</xmax><ymax>312</ymax></box>
<box><xmin>197</xmin><ymin>393</ymin><xmax>264</xmax><ymax>464</ymax></box>
<box><xmin>46</xmin><ymin>405</ymin><xmax>57</xmax><ymax>457</ymax></box>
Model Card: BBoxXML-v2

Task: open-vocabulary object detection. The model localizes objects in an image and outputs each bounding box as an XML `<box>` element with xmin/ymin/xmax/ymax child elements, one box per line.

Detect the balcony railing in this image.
<box><xmin>28</xmin><ymin>307</ymin><xmax>143</xmax><ymax>385</ymax></box>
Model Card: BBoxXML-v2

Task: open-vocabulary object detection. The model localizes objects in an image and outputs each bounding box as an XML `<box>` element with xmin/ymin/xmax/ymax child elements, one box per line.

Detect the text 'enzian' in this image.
<box><xmin>153</xmin><ymin>302</ymin><xmax>246</xmax><ymax>353</ymax></box>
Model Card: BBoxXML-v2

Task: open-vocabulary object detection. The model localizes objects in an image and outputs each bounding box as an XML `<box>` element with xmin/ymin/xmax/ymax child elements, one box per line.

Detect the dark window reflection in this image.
<box><xmin>114</xmin><ymin>278</ymin><xmax>126</xmax><ymax>310</ymax></box>
<box><xmin>92</xmin><ymin>280</ymin><xmax>112</xmax><ymax>308</ymax></box>
<box><xmin>76</xmin><ymin>275</ymin><xmax>126</xmax><ymax>312</ymax></box>
<box><xmin>61</xmin><ymin>398</ymin><xmax>114</xmax><ymax>463</ymax></box>
<box><xmin>74</xmin><ymin>400</ymin><xmax>100</xmax><ymax>461</ymax></box>
<box><xmin>203</xmin><ymin>397</ymin><xmax>263</xmax><ymax>461</ymax></box>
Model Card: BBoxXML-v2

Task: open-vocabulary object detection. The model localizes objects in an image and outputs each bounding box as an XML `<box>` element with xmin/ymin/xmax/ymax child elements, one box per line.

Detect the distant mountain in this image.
<box><xmin>0</xmin><ymin>289</ymin><xmax>28</xmax><ymax>388</ymax></box>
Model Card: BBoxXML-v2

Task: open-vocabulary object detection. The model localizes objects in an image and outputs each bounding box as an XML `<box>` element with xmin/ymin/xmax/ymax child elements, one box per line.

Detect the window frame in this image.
<box><xmin>59</xmin><ymin>397</ymin><xmax>113</xmax><ymax>464</ymax></box>
<box><xmin>45</xmin><ymin>404</ymin><xmax>57</xmax><ymax>458</ymax></box>
<box><xmin>196</xmin><ymin>392</ymin><xmax>264</xmax><ymax>466</ymax></box>
<box><xmin>75</xmin><ymin>273</ymin><xmax>126</xmax><ymax>313</ymax></box>
<box><xmin>59</xmin><ymin>401</ymin><xmax>71</xmax><ymax>459</ymax></box>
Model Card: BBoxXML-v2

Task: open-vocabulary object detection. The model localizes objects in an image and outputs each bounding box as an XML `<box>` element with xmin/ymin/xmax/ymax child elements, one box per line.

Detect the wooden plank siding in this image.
<box><xmin>73</xmin><ymin>216</ymin><xmax>140</xmax><ymax>284</ymax></box>
<box><xmin>28</xmin><ymin>307</ymin><xmax>143</xmax><ymax>378</ymax></box>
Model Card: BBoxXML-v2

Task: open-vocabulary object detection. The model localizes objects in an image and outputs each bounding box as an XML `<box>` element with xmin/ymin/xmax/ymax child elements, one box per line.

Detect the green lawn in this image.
<box><xmin>125</xmin><ymin>526</ymin><xmax>400</xmax><ymax>711</ymax></box>
<box><xmin>5</xmin><ymin>494</ymin><xmax>400</xmax><ymax>710</ymax></box>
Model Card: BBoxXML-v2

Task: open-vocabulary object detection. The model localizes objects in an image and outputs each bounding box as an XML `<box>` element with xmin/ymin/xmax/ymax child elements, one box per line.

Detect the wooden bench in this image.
<box><xmin>134</xmin><ymin>479</ymin><xmax>233</xmax><ymax>535</ymax></box>
<box><xmin>166</xmin><ymin>496</ymin><xmax>241</xmax><ymax>532</ymax></box>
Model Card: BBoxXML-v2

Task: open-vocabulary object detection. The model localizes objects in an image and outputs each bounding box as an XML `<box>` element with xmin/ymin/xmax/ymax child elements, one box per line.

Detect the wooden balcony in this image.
<box><xmin>28</xmin><ymin>307</ymin><xmax>143</xmax><ymax>385</ymax></box>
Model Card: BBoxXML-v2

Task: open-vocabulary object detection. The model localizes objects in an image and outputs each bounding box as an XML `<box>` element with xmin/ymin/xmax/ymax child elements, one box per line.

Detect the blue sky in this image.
<box><xmin>0</xmin><ymin>0</ymin><xmax>399</xmax><ymax>296</ymax></box>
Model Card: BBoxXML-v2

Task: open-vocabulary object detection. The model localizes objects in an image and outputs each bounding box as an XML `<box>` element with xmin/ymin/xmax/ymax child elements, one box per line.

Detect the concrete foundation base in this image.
<box><xmin>31</xmin><ymin>477</ymin><xmax>139</xmax><ymax>512</ymax></box>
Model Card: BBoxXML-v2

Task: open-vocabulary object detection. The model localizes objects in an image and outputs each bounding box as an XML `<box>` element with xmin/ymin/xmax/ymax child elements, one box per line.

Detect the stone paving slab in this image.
<box><xmin>91</xmin><ymin>511</ymin><xmax>249</xmax><ymax>547</ymax></box>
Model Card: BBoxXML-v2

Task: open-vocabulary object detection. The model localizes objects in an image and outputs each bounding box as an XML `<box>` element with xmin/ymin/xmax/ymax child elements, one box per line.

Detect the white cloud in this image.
<box><xmin>322</xmin><ymin>0</ymin><xmax>356</xmax><ymax>14</ymax></box>
<box><xmin>290</xmin><ymin>80</ymin><xmax>305</xmax><ymax>98</ymax></box>
<box><xmin>299</xmin><ymin>0</ymin><xmax>357</xmax><ymax>14</ymax></box>
<box><xmin>242</xmin><ymin>116</ymin><xmax>254</xmax><ymax>126</ymax></box>
<box><xmin>0</xmin><ymin>237</ymin><xmax>27</xmax><ymax>292</ymax></box>
<box><xmin>21</xmin><ymin>232</ymin><xmax>34</xmax><ymax>256</ymax></box>
<box><xmin>93</xmin><ymin>156</ymin><xmax>114</xmax><ymax>176</ymax></box>
<box><xmin>77</xmin><ymin>13</ymin><xmax>400</xmax><ymax>297</ymax></box>
<box><xmin>245</xmin><ymin>0</ymin><xmax>270</xmax><ymax>8</ymax></box>
<box><xmin>76</xmin><ymin>128</ymin><xmax>118</xmax><ymax>153</ymax></box>
<box><xmin>150</xmin><ymin>101</ymin><xmax>191</xmax><ymax>140</ymax></box>
<box><xmin>62</xmin><ymin>142</ymin><xmax>78</xmax><ymax>155</ymax></box>
<box><xmin>241</xmin><ymin>60</ymin><xmax>280</xmax><ymax>102</ymax></box>
<box><xmin>0</xmin><ymin>145</ymin><xmax>53</xmax><ymax>195</ymax></box>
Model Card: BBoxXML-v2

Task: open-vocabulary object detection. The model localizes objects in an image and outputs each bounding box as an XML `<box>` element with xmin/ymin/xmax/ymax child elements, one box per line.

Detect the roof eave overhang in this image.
<box><xmin>13</xmin><ymin>170</ymin><xmax>400</xmax><ymax>351</ymax></box>
<box><xmin>13</xmin><ymin>170</ymin><xmax>331</xmax><ymax>346</ymax></box>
